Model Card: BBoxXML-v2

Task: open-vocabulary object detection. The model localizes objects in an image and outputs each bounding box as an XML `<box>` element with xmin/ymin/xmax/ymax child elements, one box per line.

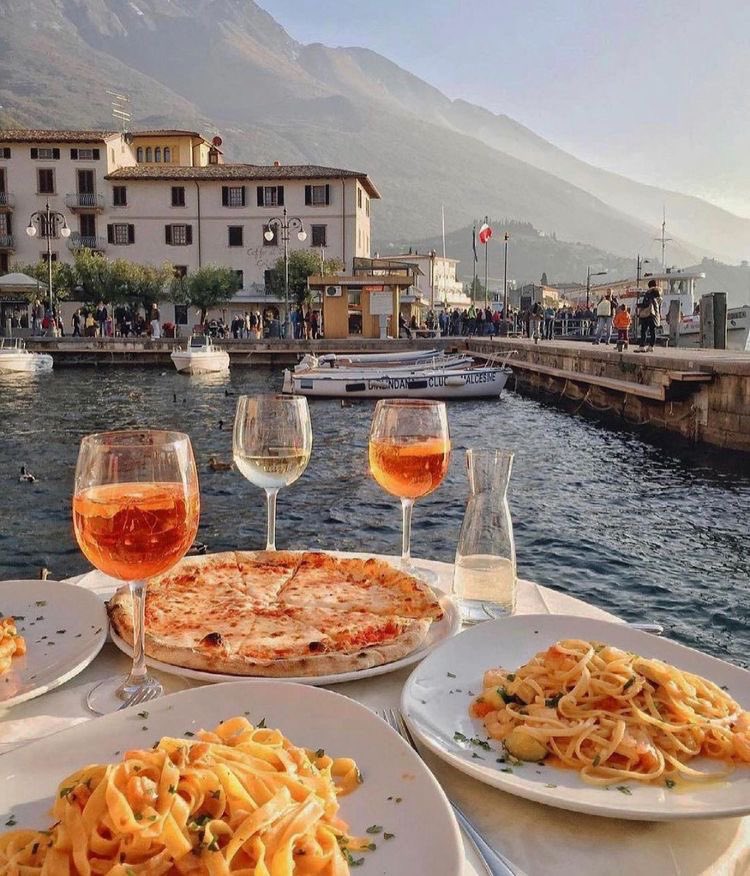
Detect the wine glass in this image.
<box><xmin>73</xmin><ymin>430</ymin><xmax>200</xmax><ymax>714</ymax></box>
<box><xmin>368</xmin><ymin>399</ymin><xmax>450</xmax><ymax>580</ymax></box>
<box><xmin>233</xmin><ymin>394</ymin><xmax>313</xmax><ymax>551</ymax></box>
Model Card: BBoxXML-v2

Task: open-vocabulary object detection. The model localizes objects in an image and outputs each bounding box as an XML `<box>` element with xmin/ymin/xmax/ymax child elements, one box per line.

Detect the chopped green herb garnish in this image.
<box><xmin>446</xmin><ymin>671</ymin><xmax>456</xmax><ymax>678</ymax></box>
<box><xmin>665</xmin><ymin>778</ymin><xmax>676</xmax><ymax>789</ymax></box>
<box><xmin>545</xmin><ymin>693</ymin><xmax>563</xmax><ymax>708</ymax></box>
<box><xmin>184</xmin><ymin>731</ymin><xmax>195</xmax><ymax>737</ymax></box>
<box><xmin>623</xmin><ymin>676</ymin><xmax>636</xmax><ymax>691</ymax></box>
<box><xmin>133</xmin><ymin>812</ymin><xmax>143</xmax><ymax>822</ymax></box>
<box><xmin>210</xmin><ymin>790</ymin><xmax>221</xmax><ymax>799</ymax></box>
<box><xmin>59</xmin><ymin>786</ymin><xmax>74</xmax><ymax>798</ymax></box>
<box><xmin>207</xmin><ymin>837</ymin><xmax>220</xmax><ymax>852</ymax></box>
<box><xmin>257</xmin><ymin>718</ymin><xmax>267</xmax><ymax>729</ymax></box>
<box><xmin>471</xmin><ymin>752</ymin><xmax>483</xmax><ymax>759</ymax></box>
<box><xmin>506</xmin><ymin>673</ymin><xmax>516</xmax><ymax>681</ymax></box>
<box><xmin>315</xmin><ymin>748</ymin><xmax>325</xmax><ymax>758</ymax></box>
<box><xmin>137</xmin><ymin>711</ymin><xmax>149</xmax><ymax>719</ymax></box>
<box><xmin>365</xmin><ymin>825</ymin><xmax>382</xmax><ymax>834</ymax></box>
<box><xmin>544</xmin><ymin>783</ymin><xmax>557</xmax><ymax>788</ymax></box>
<box><xmin>500</xmin><ymin>767</ymin><xmax>513</xmax><ymax>774</ymax></box>
<box><xmin>31</xmin><ymin>842</ymin><xmax>39</xmax><ymax>855</ymax></box>
<box><xmin>356</xmin><ymin>769</ymin><xmax>364</xmax><ymax>784</ymax></box>
<box><xmin>469</xmin><ymin>736</ymin><xmax>491</xmax><ymax>751</ymax></box>
<box><xmin>383</xmin><ymin>831</ymin><xmax>395</xmax><ymax>840</ymax></box>
<box><xmin>5</xmin><ymin>816</ymin><xmax>16</xmax><ymax>827</ymax></box>
<box><xmin>56</xmin><ymin>629</ymin><xmax>66</xmax><ymax>635</ymax></box>
<box><xmin>616</xmin><ymin>785</ymin><xmax>632</xmax><ymax>795</ymax></box>
<box><xmin>453</xmin><ymin>731</ymin><xmax>468</xmax><ymax>744</ymax></box>
<box><xmin>35</xmin><ymin>600</ymin><xmax>46</xmax><ymax>607</ymax></box>
<box><xmin>395</xmin><ymin>796</ymin><xmax>402</xmax><ymax>803</ymax></box>
<box><xmin>499</xmin><ymin>687</ymin><xmax>524</xmax><ymax>706</ymax></box>
<box><xmin>592</xmin><ymin>754</ymin><xmax>601</xmax><ymax>767</ymax></box>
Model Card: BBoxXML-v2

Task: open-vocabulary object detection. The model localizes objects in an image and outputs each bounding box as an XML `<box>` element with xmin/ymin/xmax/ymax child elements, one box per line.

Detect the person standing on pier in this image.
<box><xmin>613</xmin><ymin>303</ymin><xmax>632</xmax><ymax>350</ymax></box>
<box><xmin>594</xmin><ymin>290</ymin><xmax>615</xmax><ymax>345</ymax></box>
<box><xmin>636</xmin><ymin>280</ymin><xmax>662</xmax><ymax>352</ymax></box>
<box><xmin>544</xmin><ymin>304</ymin><xmax>556</xmax><ymax>340</ymax></box>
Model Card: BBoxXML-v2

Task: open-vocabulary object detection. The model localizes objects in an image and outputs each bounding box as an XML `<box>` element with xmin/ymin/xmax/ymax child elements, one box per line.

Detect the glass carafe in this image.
<box><xmin>453</xmin><ymin>449</ymin><xmax>516</xmax><ymax>624</ymax></box>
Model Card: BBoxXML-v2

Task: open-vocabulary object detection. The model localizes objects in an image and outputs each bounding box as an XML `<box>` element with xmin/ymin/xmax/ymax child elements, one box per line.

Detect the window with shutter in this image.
<box><xmin>224</xmin><ymin>186</ymin><xmax>245</xmax><ymax>207</ymax></box>
<box><xmin>93</xmin><ymin>148</ymin><xmax>100</xmax><ymax>161</ymax></box>
<box><xmin>52</xmin><ymin>148</ymin><xmax>60</xmax><ymax>160</ymax></box>
<box><xmin>107</xmin><ymin>224</ymin><xmax>114</xmax><ymax>244</ymax></box>
<box><xmin>165</xmin><ymin>225</ymin><xmax>172</xmax><ymax>245</ymax></box>
<box><xmin>171</xmin><ymin>186</ymin><xmax>186</xmax><ymax>207</ymax></box>
<box><xmin>37</xmin><ymin>169</ymin><xmax>55</xmax><ymax>194</ymax></box>
<box><xmin>111</xmin><ymin>224</ymin><xmax>130</xmax><ymax>245</ymax></box>
<box><xmin>30</xmin><ymin>148</ymin><xmax>38</xmax><ymax>159</ymax></box>
<box><xmin>0</xmin><ymin>148</ymin><xmax>10</xmax><ymax>159</ymax></box>
<box><xmin>277</xmin><ymin>186</ymin><xmax>284</xmax><ymax>206</ymax></box>
<box><xmin>262</xmin><ymin>186</ymin><xmax>282</xmax><ymax>207</ymax></box>
<box><xmin>185</xmin><ymin>225</ymin><xmax>192</xmax><ymax>245</ymax></box>
<box><xmin>222</xmin><ymin>187</ymin><xmax>229</xmax><ymax>207</ymax></box>
<box><xmin>304</xmin><ymin>185</ymin><xmax>312</xmax><ymax>206</ymax></box>
<box><xmin>311</xmin><ymin>225</ymin><xmax>327</xmax><ymax>247</ymax></box>
<box><xmin>264</xmin><ymin>269</ymin><xmax>273</xmax><ymax>290</ymax></box>
<box><xmin>228</xmin><ymin>226</ymin><xmax>243</xmax><ymax>247</ymax></box>
<box><xmin>257</xmin><ymin>186</ymin><xmax>264</xmax><ymax>207</ymax></box>
<box><xmin>70</xmin><ymin>149</ymin><xmax>78</xmax><ymax>160</ymax></box>
<box><xmin>309</xmin><ymin>185</ymin><xmax>328</xmax><ymax>206</ymax></box>
<box><xmin>127</xmin><ymin>224</ymin><xmax>135</xmax><ymax>244</ymax></box>
<box><xmin>112</xmin><ymin>186</ymin><xmax>127</xmax><ymax>207</ymax></box>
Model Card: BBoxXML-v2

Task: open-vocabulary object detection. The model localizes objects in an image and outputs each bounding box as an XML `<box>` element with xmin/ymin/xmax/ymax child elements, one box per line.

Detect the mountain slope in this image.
<box><xmin>0</xmin><ymin>0</ymin><xmax>739</xmax><ymax>266</ymax></box>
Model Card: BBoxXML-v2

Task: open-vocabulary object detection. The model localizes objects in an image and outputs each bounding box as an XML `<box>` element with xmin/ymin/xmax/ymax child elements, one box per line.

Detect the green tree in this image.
<box><xmin>170</xmin><ymin>265</ymin><xmax>242</xmax><ymax>325</ymax></box>
<box><xmin>465</xmin><ymin>277</ymin><xmax>486</xmax><ymax>301</ymax></box>
<box><xmin>111</xmin><ymin>260</ymin><xmax>174</xmax><ymax>313</ymax></box>
<box><xmin>268</xmin><ymin>251</ymin><xmax>343</xmax><ymax>308</ymax></box>
<box><xmin>69</xmin><ymin>249</ymin><xmax>119</xmax><ymax>304</ymax></box>
<box><xmin>11</xmin><ymin>259</ymin><xmax>76</xmax><ymax>302</ymax></box>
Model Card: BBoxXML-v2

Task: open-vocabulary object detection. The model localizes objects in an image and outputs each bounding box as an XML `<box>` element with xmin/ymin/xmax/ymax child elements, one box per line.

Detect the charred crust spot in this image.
<box><xmin>308</xmin><ymin>641</ymin><xmax>324</xmax><ymax>652</ymax></box>
<box><xmin>199</xmin><ymin>632</ymin><xmax>224</xmax><ymax>648</ymax></box>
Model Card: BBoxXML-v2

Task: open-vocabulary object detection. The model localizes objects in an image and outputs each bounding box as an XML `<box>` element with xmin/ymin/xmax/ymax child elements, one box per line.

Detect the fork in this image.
<box><xmin>116</xmin><ymin>685</ymin><xmax>161</xmax><ymax>711</ymax></box>
<box><xmin>379</xmin><ymin>708</ymin><xmax>518</xmax><ymax>876</ymax></box>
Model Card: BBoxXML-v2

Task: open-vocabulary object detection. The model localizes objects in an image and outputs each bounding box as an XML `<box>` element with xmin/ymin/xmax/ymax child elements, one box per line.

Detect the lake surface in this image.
<box><xmin>1</xmin><ymin>366</ymin><xmax>748</xmax><ymax>667</ymax></box>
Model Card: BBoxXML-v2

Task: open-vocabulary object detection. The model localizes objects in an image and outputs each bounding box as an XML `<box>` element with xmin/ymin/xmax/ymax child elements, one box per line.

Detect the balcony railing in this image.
<box><xmin>0</xmin><ymin>234</ymin><xmax>15</xmax><ymax>250</ymax></box>
<box><xmin>65</xmin><ymin>192</ymin><xmax>105</xmax><ymax>210</ymax></box>
<box><xmin>0</xmin><ymin>192</ymin><xmax>14</xmax><ymax>209</ymax></box>
<box><xmin>68</xmin><ymin>234</ymin><xmax>106</xmax><ymax>251</ymax></box>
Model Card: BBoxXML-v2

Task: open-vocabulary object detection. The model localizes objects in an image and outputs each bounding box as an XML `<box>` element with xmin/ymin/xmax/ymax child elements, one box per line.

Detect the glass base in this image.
<box><xmin>459</xmin><ymin>599</ymin><xmax>514</xmax><ymax>626</ymax></box>
<box><xmin>401</xmin><ymin>560</ymin><xmax>439</xmax><ymax>585</ymax></box>
<box><xmin>86</xmin><ymin>673</ymin><xmax>164</xmax><ymax>715</ymax></box>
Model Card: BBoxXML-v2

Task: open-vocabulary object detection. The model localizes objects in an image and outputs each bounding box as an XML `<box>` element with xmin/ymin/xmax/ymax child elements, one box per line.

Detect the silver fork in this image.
<box><xmin>117</xmin><ymin>685</ymin><xmax>161</xmax><ymax>711</ymax></box>
<box><xmin>379</xmin><ymin>708</ymin><xmax>518</xmax><ymax>876</ymax></box>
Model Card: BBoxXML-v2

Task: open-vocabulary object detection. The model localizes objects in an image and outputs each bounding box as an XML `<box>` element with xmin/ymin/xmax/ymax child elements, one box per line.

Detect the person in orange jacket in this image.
<box><xmin>613</xmin><ymin>303</ymin><xmax>632</xmax><ymax>350</ymax></box>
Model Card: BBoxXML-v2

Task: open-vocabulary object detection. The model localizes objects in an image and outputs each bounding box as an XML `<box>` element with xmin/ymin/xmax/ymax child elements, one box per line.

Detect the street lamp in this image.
<box><xmin>264</xmin><ymin>206</ymin><xmax>307</xmax><ymax>339</ymax></box>
<box><xmin>636</xmin><ymin>255</ymin><xmax>650</xmax><ymax>288</ymax></box>
<box><xmin>502</xmin><ymin>232</ymin><xmax>510</xmax><ymax>331</ymax></box>
<box><xmin>585</xmin><ymin>266</ymin><xmax>607</xmax><ymax>309</ymax></box>
<box><xmin>26</xmin><ymin>200</ymin><xmax>71</xmax><ymax>319</ymax></box>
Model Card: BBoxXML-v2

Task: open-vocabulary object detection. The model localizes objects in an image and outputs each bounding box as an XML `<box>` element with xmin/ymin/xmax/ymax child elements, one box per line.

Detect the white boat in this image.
<box><xmin>170</xmin><ymin>335</ymin><xmax>230</xmax><ymax>375</ymax></box>
<box><xmin>0</xmin><ymin>338</ymin><xmax>53</xmax><ymax>373</ymax></box>
<box><xmin>282</xmin><ymin>362</ymin><xmax>511</xmax><ymax>399</ymax></box>
<box><xmin>294</xmin><ymin>352</ymin><xmax>476</xmax><ymax>374</ymax></box>
<box><xmin>677</xmin><ymin>307</ymin><xmax>750</xmax><ymax>352</ymax></box>
<box><xmin>313</xmin><ymin>349</ymin><xmax>443</xmax><ymax>368</ymax></box>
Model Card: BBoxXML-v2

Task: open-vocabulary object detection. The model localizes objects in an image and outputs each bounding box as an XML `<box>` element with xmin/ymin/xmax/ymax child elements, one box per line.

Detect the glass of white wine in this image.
<box><xmin>233</xmin><ymin>394</ymin><xmax>312</xmax><ymax>550</ymax></box>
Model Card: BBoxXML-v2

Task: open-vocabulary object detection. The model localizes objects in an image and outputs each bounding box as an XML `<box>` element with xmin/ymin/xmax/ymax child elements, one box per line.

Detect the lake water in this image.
<box><xmin>1</xmin><ymin>366</ymin><xmax>748</xmax><ymax>667</ymax></box>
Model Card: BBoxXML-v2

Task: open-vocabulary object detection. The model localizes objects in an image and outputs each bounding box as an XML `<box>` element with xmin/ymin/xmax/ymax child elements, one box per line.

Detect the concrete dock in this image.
<box><xmin>22</xmin><ymin>335</ymin><xmax>750</xmax><ymax>453</ymax></box>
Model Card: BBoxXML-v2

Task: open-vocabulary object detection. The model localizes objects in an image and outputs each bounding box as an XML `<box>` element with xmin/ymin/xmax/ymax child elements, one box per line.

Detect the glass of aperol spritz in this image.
<box><xmin>73</xmin><ymin>430</ymin><xmax>200</xmax><ymax>714</ymax></box>
<box><xmin>368</xmin><ymin>399</ymin><xmax>450</xmax><ymax>581</ymax></box>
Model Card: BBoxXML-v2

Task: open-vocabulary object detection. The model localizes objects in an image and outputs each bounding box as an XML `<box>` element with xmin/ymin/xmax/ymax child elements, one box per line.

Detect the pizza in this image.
<box><xmin>107</xmin><ymin>551</ymin><xmax>445</xmax><ymax>677</ymax></box>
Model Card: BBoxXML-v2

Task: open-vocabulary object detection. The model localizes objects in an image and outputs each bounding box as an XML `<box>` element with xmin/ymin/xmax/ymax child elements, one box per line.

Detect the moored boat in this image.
<box><xmin>282</xmin><ymin>362</ymin><xmax>510</xmax><ymax>399</ymax></box>
<box><xmin>170</xmin><ymin>335</ymin><xmax>230</xmax><ymax>375</ymax></box>
<box><xmin>0</xmin><ymin>338</ymin><xmax>53</xmax><ymax>374</ymax></box>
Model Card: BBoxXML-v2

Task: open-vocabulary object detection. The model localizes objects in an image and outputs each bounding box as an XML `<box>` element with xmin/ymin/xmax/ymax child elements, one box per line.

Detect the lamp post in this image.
<box><xmin>585</xmin><ymin>266</ymin><xmax>608</xmax><ymax>310</ymax></box>
<box><xmin>26</xmin><ymin>201</ymin><xmax>71</xmax><ymax>319</ymax></box>
<box><xmin>636</xmin><ymin>255</ymin><xmax>650</xmax><ymax>288</ymax></box>
<box><xmin>502</xmin><ymin>232</ymin><xmax>510</xmax><ymax>328</ymax></box>
<box><xmin>264</xmin><ymin>207</ymin><xmax>307</xmax><ymax>339</ymax></box>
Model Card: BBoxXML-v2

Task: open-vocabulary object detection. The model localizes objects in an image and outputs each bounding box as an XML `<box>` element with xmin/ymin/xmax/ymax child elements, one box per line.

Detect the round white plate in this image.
<box><xmin>110</xmin><ymin>594</ymin><xmax>460</xmax><ymax>686</ymax></box>
<box><xmin>0</xmin><ymin>681</ymin><xmax>463</xmax><ymax>875</ymax></box>
<box><xmin>402</xmin><ymin>614</ymin><xmax>750</xmax><ymax>821</ymax></box>
<box><xmin>0</xmin><ymin>579</ymin><xmax>108</xmax><ymax>708</ymax></box>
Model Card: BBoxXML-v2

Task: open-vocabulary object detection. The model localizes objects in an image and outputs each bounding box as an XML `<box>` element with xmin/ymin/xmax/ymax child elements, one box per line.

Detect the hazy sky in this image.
<box><xmin>262</xmin><ymin>0</ymin><xmax>750</xmax><ymax>217</ymax></box>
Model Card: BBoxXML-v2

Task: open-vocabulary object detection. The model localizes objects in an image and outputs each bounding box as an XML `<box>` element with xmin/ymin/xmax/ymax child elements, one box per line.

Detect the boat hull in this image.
<box><xmin>285</xmin><ymin>367</ymin><xmax>509</xmax><ymax>399</ymax></box>
<box><xmin>170</xmin><ymin>351</ymin><xmax>230</xmax><ymax>375</ymax></box>
<box><xmin>0</xmin><ymin>353</ymin><xmax>53</xmax><ymax>373</ymax></box>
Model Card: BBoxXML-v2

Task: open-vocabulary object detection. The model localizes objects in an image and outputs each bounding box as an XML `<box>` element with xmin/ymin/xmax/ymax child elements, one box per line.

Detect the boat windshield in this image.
<box><xmin>190</xmin><ymin>336</ymin><xmax>209</xmax><ymax>349</ymax></box>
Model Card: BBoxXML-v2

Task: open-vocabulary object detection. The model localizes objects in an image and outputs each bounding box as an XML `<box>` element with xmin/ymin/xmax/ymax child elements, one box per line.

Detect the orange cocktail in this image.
<box><xmin>73</xmin><ymin>481</ymin><xmax>200</xmax><ymax>580</ymax></box>
<box><xmin>369</xmin><ymin>437</ymin><xmax>451</xmax><ymax>499</ymax></box>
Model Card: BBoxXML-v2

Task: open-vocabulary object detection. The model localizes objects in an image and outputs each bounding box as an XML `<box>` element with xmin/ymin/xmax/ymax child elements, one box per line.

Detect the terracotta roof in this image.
<box><xmin>129</xmin><ymin>130</ymin><xmax>205</xmax><ymax>138</ymax></box>
<box><xmin>106</xmin><ymin>164</ymin><xmax>381</xmax><ymax>198</ymax></box>
<box><xmin>0</xmin><ymin>129</ymin><xmax>116</xmax><ymax>143</ymax></box>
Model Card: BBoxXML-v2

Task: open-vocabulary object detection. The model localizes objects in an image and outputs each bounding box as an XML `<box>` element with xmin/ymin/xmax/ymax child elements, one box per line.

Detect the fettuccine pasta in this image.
<box><xmin>0</xmin><ymin>716</ymin><xmax>369</xmax><ymax>874</ymax></box>
<box><xmin>0</xmin><ymin>616</ymin><xmax>25</xmax><ymax>674</ymax></box>
<box><xmin>470</xmin><ymin>639</ymin><xmax>750</xmax><ymax>785</ymax></box>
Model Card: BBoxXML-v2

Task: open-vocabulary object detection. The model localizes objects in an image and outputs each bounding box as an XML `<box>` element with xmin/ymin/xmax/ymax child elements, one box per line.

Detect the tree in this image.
<box><xmin>465</xmin><ymin>277</ymin><xmax>485</xmax><ymax>301</ymax></box>
<box><xmin>111</xmin><ymin>260</ymin><xmax>174</xmax><ymax>313</ymax></box>
<box><xmin>170</xmin><ymin>265</ymin><xmax>242</xmax><ymax>325</ymax></box>
<box><xmin>541</xmin><ymin>272</ymin><xmax>549</xmax><ymax>286</ymax></box>
<box><xmin>268</xmin><ymin>251</ymin><xmax>344</xmax><ymax>308</ymax></box>
<box><xmin>11</xmin><ymin>259</ymin><xmax>76</xmax><ymax>302</ymax></box>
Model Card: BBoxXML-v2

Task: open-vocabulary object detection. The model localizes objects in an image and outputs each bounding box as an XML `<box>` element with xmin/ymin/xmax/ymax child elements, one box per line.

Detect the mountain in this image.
<box><xmin>0</xmin><ymin>0</ymin><xmax>746</xmax><ymax>268</ymax></box>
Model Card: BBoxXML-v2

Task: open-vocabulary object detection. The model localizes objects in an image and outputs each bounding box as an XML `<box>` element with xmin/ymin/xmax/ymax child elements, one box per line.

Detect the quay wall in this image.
<box><xmin>469</xmin><ymin>338</ymin><xmax>750</xmax><ymax>454</ymax></box>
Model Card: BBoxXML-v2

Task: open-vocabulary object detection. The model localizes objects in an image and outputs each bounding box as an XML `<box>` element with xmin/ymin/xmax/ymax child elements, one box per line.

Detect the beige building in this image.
<box><xmin>388</xmin><ymin>251</ymin><xmax>470</xmax><ymax>309</ymax></box>
<box><xmin>0</xmin><ymin>128</ymin><xmax>379</xmax><ymax>326</ymax></box>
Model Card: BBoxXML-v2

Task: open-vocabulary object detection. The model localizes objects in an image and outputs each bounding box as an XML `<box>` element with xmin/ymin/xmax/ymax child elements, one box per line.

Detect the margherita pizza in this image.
<box><xmin>107</xmin><ymin>551</ymin><xmax>444</xmax><ymax>677</ymax></box>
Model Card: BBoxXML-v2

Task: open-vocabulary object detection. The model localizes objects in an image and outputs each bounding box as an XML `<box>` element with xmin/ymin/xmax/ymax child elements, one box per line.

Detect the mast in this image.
<box><xmin>654</xmin><ymin>206</ymin><xmax>673</xmax><ymax>270</ymax></box>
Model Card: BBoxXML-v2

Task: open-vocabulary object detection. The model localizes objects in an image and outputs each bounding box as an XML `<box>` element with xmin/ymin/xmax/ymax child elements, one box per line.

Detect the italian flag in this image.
<box><xmin>478</xmin><ymin>222</ymin><xmax>493</xmax><ymax>244</ymax></box>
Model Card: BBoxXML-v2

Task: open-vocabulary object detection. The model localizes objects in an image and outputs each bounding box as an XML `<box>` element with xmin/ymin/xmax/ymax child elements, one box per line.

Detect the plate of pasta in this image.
<box><xmin>0</xmin><ymin>680</ymin><xmax>462</xmax><ymax>874</ymax></box>
<box><xmin>0</xmin><ymin>579</ymin><xmax>108</xmax><ymax>707</ymax></box>
<box><xmin>401</xmin><ymin>614</ymin><xmax>750</xmax><ymax>820</ymax></box>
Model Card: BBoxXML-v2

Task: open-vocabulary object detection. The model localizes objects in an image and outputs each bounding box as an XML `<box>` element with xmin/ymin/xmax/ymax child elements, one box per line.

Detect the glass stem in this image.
<box><xmin>401</xmin><ymin>498</ymin><xmax>414</xmax><ymax>563</ymax></box>
<box><xmin>265</xmin><ymin>488</ymin><xmax>279</xmax><ymax>551</ymax></box>
<box><xmin>126</xmin><ymin>579</ymin><xmax>148</xmax><ymax>687</ymax></box>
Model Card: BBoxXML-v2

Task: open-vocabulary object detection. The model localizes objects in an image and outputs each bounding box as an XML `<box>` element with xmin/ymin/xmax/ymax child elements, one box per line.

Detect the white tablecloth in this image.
<box><xmin>1</xmin><ymin>559</ymin><xmax>748</xmax><ymax>876</ymax></box>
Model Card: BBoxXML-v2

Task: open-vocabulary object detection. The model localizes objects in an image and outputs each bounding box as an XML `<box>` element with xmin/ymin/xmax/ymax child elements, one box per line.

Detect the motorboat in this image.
<box><xmin>170</xmin><ymin>335</ymin><xmax>230</xmax><ymax>375</ymax></box>
<box><xmin>294</xmin><ymin>352</ymin><xmax>476</xmax><ymax>374</ymax></box>
<box><xmin>677</xmin><ymin>307</ymin><xmax>750</xmax><ymax>352</ymax></box>
<box><xmin>282</xmin><ymin>355</ymin><xmax>513</xmax><ymax>399</ymax></box>
<box><xmin>0</xmin><ymin>338</ymin><xmax>53</xmax><ymax>374</ymax></box>
<box><xmin>313</xmin><ymin>349</ymin><xmax>444</xmax><ymax>368</ymax></box>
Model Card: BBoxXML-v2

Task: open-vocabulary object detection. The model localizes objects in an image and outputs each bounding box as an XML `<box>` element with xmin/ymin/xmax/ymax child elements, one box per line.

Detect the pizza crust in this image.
<box><xmin>107</xmin><ymin>551</ymin><xmax>442</xmax><ymax>678</ymax></box>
